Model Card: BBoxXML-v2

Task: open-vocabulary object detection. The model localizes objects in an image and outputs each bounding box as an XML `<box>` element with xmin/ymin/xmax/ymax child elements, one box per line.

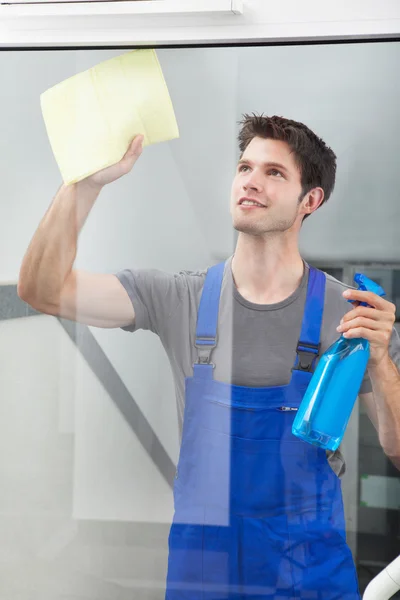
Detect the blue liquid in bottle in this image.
<box><xmin>292</xmin><ymin>273</ymin><xmax>386</xmax><ymax>452</ymax></box>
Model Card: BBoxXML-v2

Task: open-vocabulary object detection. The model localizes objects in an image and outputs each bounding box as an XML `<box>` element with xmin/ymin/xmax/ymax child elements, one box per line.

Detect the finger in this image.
<box><xmin>337</xmin><ymin>317</ymin><xmax>389</xmax><ymax>333</ymax></box>
<box><xmin>343</xmin><ymin>289</ymin><xmax>394</xmax><ymax>312</ymax></box>
<box><xmin>122</xmin><ymin>137</ymin><xmax>143</xmax><ymax>166</ymax></box>
<box><xmin>342</xmin><ymin>327</ymin><xmax>391</xmax><ymax>345</ymax></box>
<box><xmin>128</xmin><ymin>135</ymin><xmax>144</xmax><ymax>155</ymax></box>
<box><xmin>134</xmin><ymin>133</ymin><xmax>144</xmax><ymax>146</ymax></box>
<box><xmin>341</xmin><ymin>307</ymin><xmax>393</xmax><ymax>324</ymax></box>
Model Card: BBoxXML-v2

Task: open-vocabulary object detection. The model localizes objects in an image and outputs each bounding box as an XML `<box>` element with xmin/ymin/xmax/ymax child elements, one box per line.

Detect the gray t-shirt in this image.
<box><xmin>115</xmin><ymin>256</ymin><xmax>400</xmax><ymax>477</ymax></box>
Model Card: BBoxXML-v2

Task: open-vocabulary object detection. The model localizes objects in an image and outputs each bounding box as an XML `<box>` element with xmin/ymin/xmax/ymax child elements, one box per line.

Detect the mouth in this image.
<box><xmin>238</xmin><ymin>197</ymin><xmax>266</xmax><ymax>208</ymax></box>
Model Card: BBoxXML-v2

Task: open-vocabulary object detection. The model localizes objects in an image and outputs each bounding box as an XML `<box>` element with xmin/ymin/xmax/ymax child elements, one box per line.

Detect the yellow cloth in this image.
<box><xmin>40</xmin><ymin>49</ymin><xmax>180</xmax><ymax>185</ymax></box>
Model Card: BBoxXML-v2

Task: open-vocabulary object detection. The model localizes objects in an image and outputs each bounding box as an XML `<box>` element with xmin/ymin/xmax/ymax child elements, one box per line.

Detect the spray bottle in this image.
<box><xmin>292</xmin><ymin>273</ymin><xmax>386</xmax><ymax>452</ymax></box>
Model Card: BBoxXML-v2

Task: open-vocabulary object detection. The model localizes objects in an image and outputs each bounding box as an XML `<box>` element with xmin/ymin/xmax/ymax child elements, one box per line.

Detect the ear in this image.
<box><xmin>301</xmin><ymin>187</ymin><xmax>325</xmax><ymax>217</ymax></box>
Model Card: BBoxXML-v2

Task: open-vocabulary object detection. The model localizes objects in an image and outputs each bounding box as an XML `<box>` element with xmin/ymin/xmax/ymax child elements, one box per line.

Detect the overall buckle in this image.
<box><xmin>292</xmin><ymin>342</ymin><xmax>321</xmax><ymax>372</ymax></box>
<box><xmin>194</xmin><ymin>336</ymin><xmax>216</xmax><ymax>368</ymax></box>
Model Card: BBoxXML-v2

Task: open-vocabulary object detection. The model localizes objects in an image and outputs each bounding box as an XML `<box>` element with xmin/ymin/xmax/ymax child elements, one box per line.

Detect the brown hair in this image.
<box><xmin>237</xmin><ymin>113</ymin><xmax>337</xmax><ymax>220</ymax></box>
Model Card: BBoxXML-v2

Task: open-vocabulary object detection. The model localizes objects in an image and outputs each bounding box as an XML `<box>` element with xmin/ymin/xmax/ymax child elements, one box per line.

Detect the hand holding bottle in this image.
<box><xmin>338</xmin><ymin>279</ymin><xmax>395</xmax><ymax>367</ymax></box>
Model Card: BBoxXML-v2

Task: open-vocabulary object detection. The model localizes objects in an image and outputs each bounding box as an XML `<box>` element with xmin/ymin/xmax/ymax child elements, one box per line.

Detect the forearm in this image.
<box><xmin>18</xmin><ymin>179</ymin><xmax>102</xmax><ymax>305</ymax></box>
<box><xmin>368</xmin><ymin>353</ymin><xmax>400</xmax><ymax>462</ymax></box>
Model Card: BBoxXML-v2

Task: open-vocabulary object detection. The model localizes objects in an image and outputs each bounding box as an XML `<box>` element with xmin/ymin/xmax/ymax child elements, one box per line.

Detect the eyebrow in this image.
<box><xmin>237</xmin><ymin>159</ymin><xmax>290</xmax><ymax>174</ymax></box>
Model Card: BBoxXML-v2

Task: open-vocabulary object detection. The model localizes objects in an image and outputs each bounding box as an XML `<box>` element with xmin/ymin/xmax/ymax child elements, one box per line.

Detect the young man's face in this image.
<box><xmin>230</xmin><ymin>137</ymin><xmax>307</xmax><ymax>236</ymax></box>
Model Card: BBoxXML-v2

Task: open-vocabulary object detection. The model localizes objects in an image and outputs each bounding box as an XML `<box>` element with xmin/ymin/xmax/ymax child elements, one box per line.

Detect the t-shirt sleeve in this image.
<box><xmin>114</xmin><ymin>268</ymin><xmax>187</xmax><ymax>335</ymax></box>
<box><xmin>359</xmin><ymin>326</ymin><xmax>400</xmax><ymax>394</ymax></box>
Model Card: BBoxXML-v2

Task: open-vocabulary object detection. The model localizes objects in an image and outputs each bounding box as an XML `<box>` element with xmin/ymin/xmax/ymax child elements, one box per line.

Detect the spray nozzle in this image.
<box><xmin>350</xmin><ymin>273</ymin><xmax>386</xmax><ymax>307</ymax></box>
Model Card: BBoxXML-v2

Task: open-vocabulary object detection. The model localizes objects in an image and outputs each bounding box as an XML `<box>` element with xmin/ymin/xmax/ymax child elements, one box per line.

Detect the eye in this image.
<box><xmin>238</xmin><ymin>165</ymin><xmax>283</xmax><ymax>177</ymax></box>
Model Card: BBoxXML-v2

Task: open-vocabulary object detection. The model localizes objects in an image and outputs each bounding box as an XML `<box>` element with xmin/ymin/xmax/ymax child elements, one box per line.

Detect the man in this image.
<box><xmin>18</xmin><ymin>114</ymin><xmax>400</xmax><ymax>599</ymax></box>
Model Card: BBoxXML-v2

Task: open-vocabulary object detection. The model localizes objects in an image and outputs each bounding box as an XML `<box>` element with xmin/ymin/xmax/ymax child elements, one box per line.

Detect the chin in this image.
<box><xmin>232</xmin><ymin>220</ymin><xmax>267</xmax><ymax>236</ymax></box>
<box><xmin>233</xmin><ymin>217</ymin><xmax>295</xmax><ymax>236</ymax></box>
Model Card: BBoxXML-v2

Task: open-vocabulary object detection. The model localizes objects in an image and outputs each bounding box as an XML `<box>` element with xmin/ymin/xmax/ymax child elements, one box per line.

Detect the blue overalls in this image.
<box><xmin>165</xmin><ymin>262</ymin><xmax>361</xmax><ymax>599</ymax></box>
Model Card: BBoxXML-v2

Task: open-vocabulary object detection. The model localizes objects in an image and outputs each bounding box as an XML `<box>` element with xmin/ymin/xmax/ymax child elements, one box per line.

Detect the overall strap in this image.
<box><xmin>292</xmin><ymin>265</ymin><xmax>326</xmax><ymax>373</ymax></box>
<box><xmin>193</xmin><ymin>261</ymin><xmax>225</xmax><ymax>377</ymax></box>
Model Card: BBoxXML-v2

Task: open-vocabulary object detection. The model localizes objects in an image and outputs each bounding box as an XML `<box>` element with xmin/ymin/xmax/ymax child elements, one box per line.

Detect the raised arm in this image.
<box><xmin>18</xmin><ymin>135</ymin><xmax>144</xmax><ymax>329</ymax></box>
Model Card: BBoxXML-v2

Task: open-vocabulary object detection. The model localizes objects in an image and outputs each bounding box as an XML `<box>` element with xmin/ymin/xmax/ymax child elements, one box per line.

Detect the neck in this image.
<box><xmin>231</xmin><ymin>233</ymin><xmax>305</xmax><ymax>304</ymax></box>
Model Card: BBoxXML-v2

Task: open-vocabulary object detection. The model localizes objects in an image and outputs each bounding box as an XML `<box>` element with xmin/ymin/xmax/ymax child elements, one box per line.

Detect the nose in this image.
<box><xmin>243</xmin><ymin>170</ymin><xmax>263</xmax><ymax>193</ymax></box>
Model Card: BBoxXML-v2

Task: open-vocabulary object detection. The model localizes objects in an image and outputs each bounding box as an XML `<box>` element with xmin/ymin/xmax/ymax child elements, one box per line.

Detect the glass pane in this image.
<box><xmin>2</xmin><ymin>41</ymin><xmax>400</xmax><ymax>600</ymax></box>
